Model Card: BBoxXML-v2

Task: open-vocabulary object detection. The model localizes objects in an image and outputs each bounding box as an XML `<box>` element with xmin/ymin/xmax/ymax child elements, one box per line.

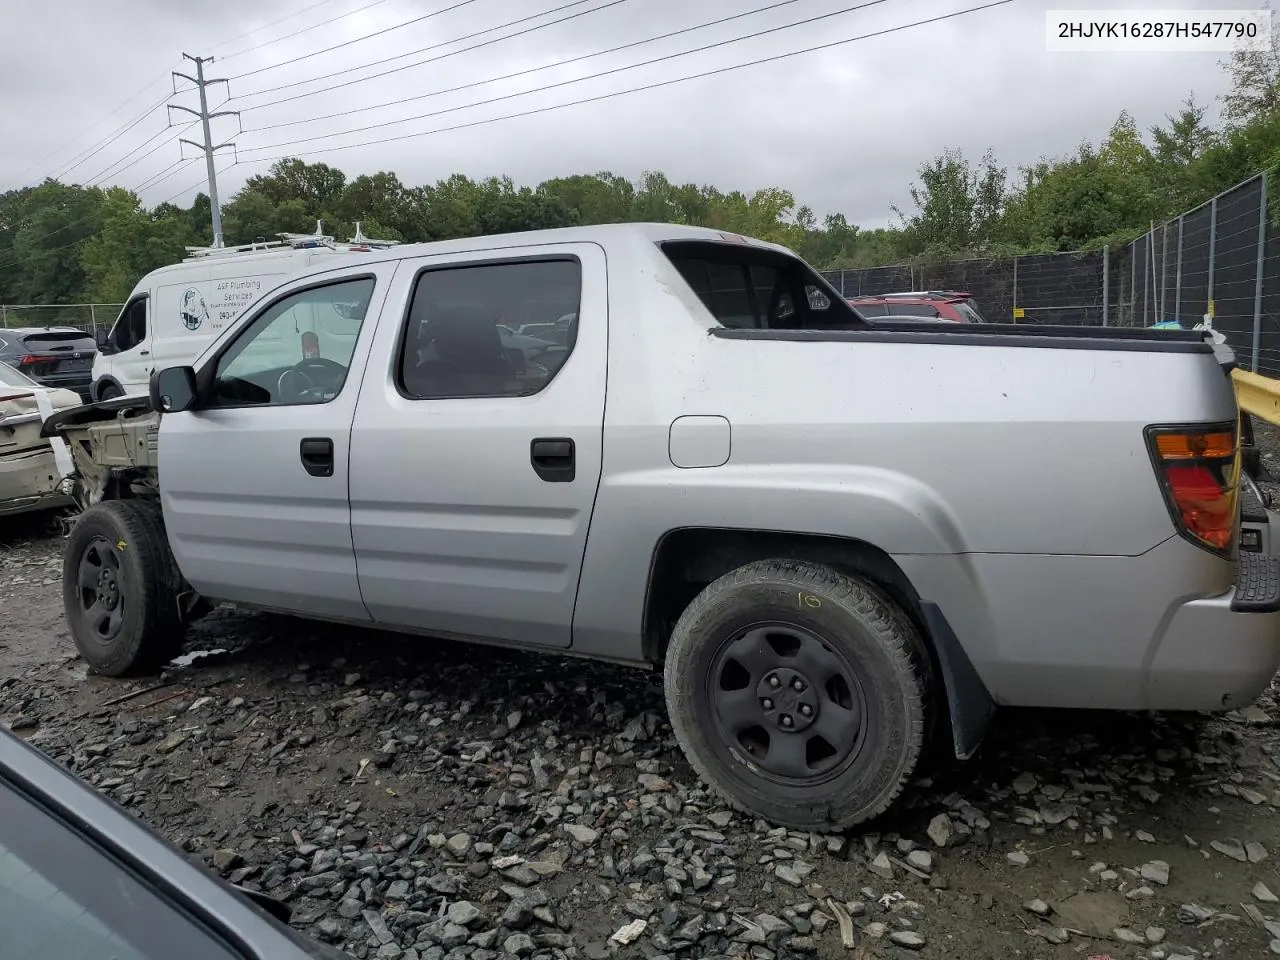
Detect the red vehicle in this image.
<box><xmin>847</xmin><ymin>290</ymin><xmax>987</xmax><ymax>323</ymax></box>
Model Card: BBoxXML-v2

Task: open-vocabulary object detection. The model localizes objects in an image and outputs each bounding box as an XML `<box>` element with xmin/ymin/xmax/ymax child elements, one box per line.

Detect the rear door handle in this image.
<box><xmin>530</xmin><ymin>437</ymin><xmax>575</xmax><ymax>482</ymax></box>
<box><xmin>300</xmin><ymin>437</ymin><xmax>334</xmax><ymax>477</ymax></box>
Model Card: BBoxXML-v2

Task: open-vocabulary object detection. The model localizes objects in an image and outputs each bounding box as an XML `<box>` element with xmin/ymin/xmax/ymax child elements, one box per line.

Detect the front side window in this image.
<box><xmin>212</xmin><ymin>277</ymin><xmax>375</xmax><ymax>407</ymax></box>
<box><xmin>399</xmin><ymin>259</ymin><xmax>581</xmax><ymax>400</ymax></box>
<box><xmin>0</xmin><ymin>779</ymin><xmax>243</xmax><ymax>960</ymax></box>
<box><xmin>112</xmin><ymin>297</ymin><xmax>148</xmax><ymax>353</ymax></box>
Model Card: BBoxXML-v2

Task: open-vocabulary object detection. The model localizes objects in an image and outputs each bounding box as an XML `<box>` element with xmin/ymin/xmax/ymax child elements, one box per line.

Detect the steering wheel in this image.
<box><xmin>278</xmin><ymin>357</ymin><xmax>348</xmax><ymax>402</ymax></box>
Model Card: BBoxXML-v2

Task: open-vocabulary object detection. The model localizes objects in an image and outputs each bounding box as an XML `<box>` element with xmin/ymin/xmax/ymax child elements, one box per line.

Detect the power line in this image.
<box><xmin>10</xmin><ymin>74</ymin><xmax>173</xmax><ymax>186</ymax></box>
<box><xmin>218</xmin><ymin>0</ymin><xmax>400</xmax><ymax>61</ymax></box>
<box><xmin>49</xmin><ymin>92</ymin><xmax>173</xmax><ymax>182</ymax></box>
<box><xmin>242</xmin><ymin>0</ymin><xmax>894</xmax><ymax>151</ymax></box>
<box><xmin>244</xmin><ymin>0</ymin><xmax>1016</xmax><ymax>164</ymax></box>
<box><xmin>0</xmin><ymin>164</ymin><xmax>232</xmax><ymax>276</ymax></box>
<box><xmin>230</xmin><ymin>0</ymin><xmax>481</xmax><ymax>81</ymax></box>
<box><xmin>134</xmin><ymin>158</ymin><xmax>198</xmax><ymax>194</ymax></box>
<box><xmin>241</xmin><ymin>0</ymin><xmax>807</xmax><ymax>132</ymax></box>
<box><xmin>82</xmin><ymin>120</ymin><xmax>200</xmax><ymax>189</ymax></box>
<box><xmin>206</xmin><ymin>0</ymin><xmax>347</xmax><ymax>55</ymax></box>
<box><xmin>230</xmin><ymin>0</ymin><xmax>612</xmax><ymax>106</ymax></box>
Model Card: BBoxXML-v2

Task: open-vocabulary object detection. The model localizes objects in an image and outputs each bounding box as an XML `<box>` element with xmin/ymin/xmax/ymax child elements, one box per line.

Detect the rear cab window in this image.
<box><xmin>662</xmin><ymin>241</ymin><xmax>863</xmax><ymax>330</ymax></box>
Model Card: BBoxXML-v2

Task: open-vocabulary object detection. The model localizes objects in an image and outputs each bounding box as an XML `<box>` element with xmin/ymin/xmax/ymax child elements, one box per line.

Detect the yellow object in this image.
<box><xmin>1233</xmin><ymin>368</ymin><xmax>1280</xmax><ymax>425</ymax></box>
<box><xmin>1208</xmin><ymin>300</ymin><xmax>1215</xmax><ymax>318</ymax></box>
<box><xmin>1012</xmin><ymin>307</ymin><xmax>1025</xmax><ymax>319</ymax></box>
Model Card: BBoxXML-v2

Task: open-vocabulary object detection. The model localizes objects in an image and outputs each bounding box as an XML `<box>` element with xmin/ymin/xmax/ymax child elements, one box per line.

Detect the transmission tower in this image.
<box><xmin>169</xmin><ymin>53</ymin><xmax>239</xmax><ymax>248</ymax></box>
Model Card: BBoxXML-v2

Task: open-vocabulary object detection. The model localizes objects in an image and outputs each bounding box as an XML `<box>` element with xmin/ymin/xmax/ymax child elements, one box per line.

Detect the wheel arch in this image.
<box><xmin>642</xmin><ymin>526</ymin><xmax>994</xmax><ymax>760</ymax></box>
<box><xmin>91</xmin><ymin>375</ymin><xmax>124</xmax><ymax>402</ymax></box>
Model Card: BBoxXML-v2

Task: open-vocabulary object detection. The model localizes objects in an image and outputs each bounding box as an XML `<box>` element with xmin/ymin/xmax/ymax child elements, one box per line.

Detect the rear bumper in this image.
<box><xmin>0</xmin><ymin>446</ymin><xmax>72</xmax><ymax>517</ymax></box>
<box><xmin>1147</xmin><ymin>512</ymin><xmax>1280</xmax><ymax>711</ymax></box>
<box><xmin>33</xmin><ymin>372</ymin><xmax>93</xmax><ymax>400</ymax></box>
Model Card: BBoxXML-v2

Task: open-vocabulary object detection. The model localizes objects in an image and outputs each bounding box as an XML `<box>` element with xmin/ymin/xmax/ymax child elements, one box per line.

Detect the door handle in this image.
<box><xmin>139</xmin><ymin>350</ymin><xmax>150</xmax><ymax>357</ymax></box>
<box><xmin>299</xmin><ymin>437</ymin><xmax>334</xmax><ymax>477</ymax></box>
<box><xmin>530</xmin><ymin>437</ymin><xmax>575</xmax><ymax>482</ymax></box>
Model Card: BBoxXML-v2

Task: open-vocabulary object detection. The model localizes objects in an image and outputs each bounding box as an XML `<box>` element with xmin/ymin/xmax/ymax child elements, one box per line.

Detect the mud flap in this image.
<box><xmin>919</xmin><ymin>601</ymin><xmax>996</xmax><ymax>760</ymax></box>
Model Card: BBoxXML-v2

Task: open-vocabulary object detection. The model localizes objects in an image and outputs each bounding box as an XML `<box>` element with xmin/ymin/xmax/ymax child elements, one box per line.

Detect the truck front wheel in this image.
<box><xmin>62</xmin><ymin>500</ymin><xmax>184</xmax><ymax>676</ymax></box>
<box><xmin>663</xmin><ymin>559</ymin><xmax>928</xmax><ymax>832</ymax></box>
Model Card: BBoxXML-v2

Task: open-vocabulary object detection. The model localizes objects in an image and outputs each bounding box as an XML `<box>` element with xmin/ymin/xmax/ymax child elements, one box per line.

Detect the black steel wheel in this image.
<box><xmin>664</xmin><ymin>559</ymin><xmax>928</xmax><ymax>831</ymax></box>
<box><xmin>62</xmin><ymin>499</ymin><xmax>184</xmax><ymax>676</ymax></box>
<box><xmin>707</xmin><ymin>623</ymin><xmax>869</xmax><ymax>783</ymax></box>
<box><xmin>75</xmin><ymin>537</ymin><xmax>127</xmax><ymax>643</ymax></box>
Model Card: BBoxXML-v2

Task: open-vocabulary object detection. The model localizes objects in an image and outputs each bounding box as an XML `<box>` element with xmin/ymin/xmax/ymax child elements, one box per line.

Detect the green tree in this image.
<box><xmin>893</xmin><ymin>147</ymin><xmax>1006</xmax><ymax>255</ymax></box>
<box><xmin>80</xmin><ymin>188</ymin><xmax>197</xmax><ymax>301</ymax></box>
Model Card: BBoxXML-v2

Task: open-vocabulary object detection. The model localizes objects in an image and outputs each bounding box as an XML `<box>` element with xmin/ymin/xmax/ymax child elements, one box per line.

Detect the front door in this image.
<box><xmin>106</xmin><ymin>296</ymin><xmax>152</xmax><ymax>391</ymax></box>
<box><xmin>158</xmin><ymin>266</ymin><xmax>394</xmax><ymax>620</ymax></box>
<box><xmin>349</xmin><ymin>244</ymin><xmax>608</xmax><ymax>647</ymax></box>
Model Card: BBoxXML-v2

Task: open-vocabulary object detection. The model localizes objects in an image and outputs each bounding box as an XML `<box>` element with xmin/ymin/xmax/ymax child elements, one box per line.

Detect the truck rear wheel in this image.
<box><xmin>62</xmin><ymin>500</ymin><xmax>184</xmax><ymax>676</ymax></box>
<box><xmin>663</xmin><ymin>559</ymin><xmax>927</xmax><ymax>832</ymax></box>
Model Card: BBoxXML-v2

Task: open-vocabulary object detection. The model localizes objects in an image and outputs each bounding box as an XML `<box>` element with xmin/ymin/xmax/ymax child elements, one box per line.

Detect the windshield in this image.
<box><xmin>0</xmin><ymin>363</ymin><xmax>39</xmax><ymax>389</ymax></box>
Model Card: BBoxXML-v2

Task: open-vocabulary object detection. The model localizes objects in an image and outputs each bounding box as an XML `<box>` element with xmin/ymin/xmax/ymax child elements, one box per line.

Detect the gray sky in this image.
<box><xmin>0</xmin><ymin>0</ymin><xmax>1254</xmax><ymax>229</ymax></box>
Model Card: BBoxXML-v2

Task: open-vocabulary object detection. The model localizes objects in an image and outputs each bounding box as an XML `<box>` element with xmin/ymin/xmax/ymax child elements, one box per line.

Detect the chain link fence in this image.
<box><xmin>1125</xmin><ymin>172</ymin><xmax>1280</xmax><ymax>376</ymax></box>
<box><xmin>821</xmin><ymin>250</ymin><xmax>1116</xmax><ymax>327</ymax></box>
<box><xmin>0</xmin><ymin>304</ymin><xmax>123</xmax><ymax>337</ymax></box>
<box><xmin>821</xmin><ymin>170</ymin><xmax>1280</xmax><ymax>377</ymax></box>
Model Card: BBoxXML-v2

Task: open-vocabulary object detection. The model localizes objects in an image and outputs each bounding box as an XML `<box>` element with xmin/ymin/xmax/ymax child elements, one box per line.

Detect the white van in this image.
<box><xmin>91</xmin><ymin>226</ymin><xmax>395</xmax><ymax>400</ymax></box>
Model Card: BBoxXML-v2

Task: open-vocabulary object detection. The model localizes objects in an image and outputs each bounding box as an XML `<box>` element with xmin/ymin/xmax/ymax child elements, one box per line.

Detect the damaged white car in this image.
<box><xmin>0</xmin><ymin>363</ymin><xmax>80</xmax><ymax>518</ymax></box>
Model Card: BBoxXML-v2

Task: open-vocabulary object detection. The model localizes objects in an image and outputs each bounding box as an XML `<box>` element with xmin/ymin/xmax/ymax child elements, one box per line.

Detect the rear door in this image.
<box><xmin>158</xmin><ymin>264</ymin><xmax>395</xmax><ymax>620</ymax></box>
<box><xmin>348</xmin><ymin>243</ymin><xmax>607</xmax><ymax>648</ymax></box>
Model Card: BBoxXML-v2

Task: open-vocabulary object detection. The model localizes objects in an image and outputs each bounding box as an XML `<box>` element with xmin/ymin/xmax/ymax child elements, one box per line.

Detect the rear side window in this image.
<box><xmin>849</xmin><ymin>302</ymin><xmax>888</xmax><ymax>317</ymax></box>
<box><xmin>886</xmin><ymin>303</ymin><xmax>939</xmax><ymax>317</ymax></box>
<box><xmin>399</xmin><ymin>258</ymin><xmax>581</xmax><ymax>400</ymax></box>
<box><xmin>664</xmin><ymin>241</ymin><xmax>862</xmax><ymax>330</ymax></box>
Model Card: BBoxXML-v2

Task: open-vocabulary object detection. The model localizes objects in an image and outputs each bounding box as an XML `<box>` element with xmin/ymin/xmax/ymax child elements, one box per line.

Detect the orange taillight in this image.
<box><xmin>1147</xmin><ymin>424</ymin><xmax>1239</xmax><ymax>555</ymax></box>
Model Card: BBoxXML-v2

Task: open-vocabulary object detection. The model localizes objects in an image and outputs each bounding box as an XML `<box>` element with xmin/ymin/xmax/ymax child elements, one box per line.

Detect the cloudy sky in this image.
<box><xmin>0</xmin><ymin>0</ymin><xmax>1260</xmax><ymax>228</ymax></box>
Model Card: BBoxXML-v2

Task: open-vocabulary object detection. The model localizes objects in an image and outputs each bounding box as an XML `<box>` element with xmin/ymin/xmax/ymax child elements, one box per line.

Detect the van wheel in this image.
<box><xmin>663</xmin><ymin>560</ymin><xmax>927</xmax><ymax>832</ymax></box>
<box><xmin>98</xmin><ymin>383</ymin><xmax>122</xmax><ymax>401</ymax></box>
<box><xmin>62</xmin><ymin>500</ymin><xmax>184</xmax><ymax>676</ymax></box>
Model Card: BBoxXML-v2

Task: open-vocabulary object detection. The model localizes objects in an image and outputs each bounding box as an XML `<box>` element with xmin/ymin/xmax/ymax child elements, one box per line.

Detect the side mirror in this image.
<box><xmin>150</xmin><ymin>366</ymin><xmax>199</xmax><ymax>414</ymax></box>
<box><xmin>94</xmin><ymin>328</ymin><xmax>109</xmax><ymax>348</ymax></box>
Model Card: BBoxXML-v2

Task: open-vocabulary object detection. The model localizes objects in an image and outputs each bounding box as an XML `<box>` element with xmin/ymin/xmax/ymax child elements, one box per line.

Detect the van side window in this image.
<box><xmin>112</xmin><ymin>298</ymin><xmax>148</xmax><ymax>352</ymax></box>
<box><xmin>211</xmin><ymin>277</ymin><xmax>375</xmax><ymax>407</ymax></box>
<box><xmin>398</xmin><ymin>259</ymin><xmax>581</xmax><ymax>400</ymax></box>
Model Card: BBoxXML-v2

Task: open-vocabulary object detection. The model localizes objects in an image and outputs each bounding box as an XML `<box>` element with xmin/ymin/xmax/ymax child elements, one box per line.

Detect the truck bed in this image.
<box><xmin>714</xmin><ymin>321</ymin><xmax>1215</xmax><ymax>354</ymax></box>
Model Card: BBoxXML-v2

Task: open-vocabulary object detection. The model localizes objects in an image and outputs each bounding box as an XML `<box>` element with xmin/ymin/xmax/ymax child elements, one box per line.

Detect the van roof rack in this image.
<box><xmin>183</xmin><ymin>220</ymin><xmax>400</xmax><ymax>260</ymax></box>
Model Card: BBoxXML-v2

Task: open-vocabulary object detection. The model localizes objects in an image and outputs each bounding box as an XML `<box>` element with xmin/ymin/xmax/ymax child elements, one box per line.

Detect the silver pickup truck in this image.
<box><xmin>43</xmin><ymin>223</ymin><xmax>1280</xmax><ymax>832</ymax></box>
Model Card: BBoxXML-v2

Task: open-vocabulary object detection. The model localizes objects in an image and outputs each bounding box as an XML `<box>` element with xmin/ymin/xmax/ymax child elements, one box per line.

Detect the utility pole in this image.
<box><xmin>169</xmin><ymin>54</ymin><xmax>238</xmax><ymax>247</ymax></box>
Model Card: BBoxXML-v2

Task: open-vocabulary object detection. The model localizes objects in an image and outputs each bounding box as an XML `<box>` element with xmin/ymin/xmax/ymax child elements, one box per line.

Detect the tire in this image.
<box><xmin>62</xmin><ymin>499</ymin><xmax>184</xmax><ymax>676</ymax></box>
<box><xmin>664</xmin><ymin>559</ymin><xmax>927</xmax><ymax>832</ymax></box>
<box><xmin>97</xmin><ymin>382</ymin><xmax>123</xmax><ymax>401</ymax></box>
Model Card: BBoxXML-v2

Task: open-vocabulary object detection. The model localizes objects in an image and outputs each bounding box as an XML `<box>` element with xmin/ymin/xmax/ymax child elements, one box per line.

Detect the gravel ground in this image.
<box><xmin>5</xmin><ymin>507</ymin><xmax>1280</xmax><ymax>960</ymax></box>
